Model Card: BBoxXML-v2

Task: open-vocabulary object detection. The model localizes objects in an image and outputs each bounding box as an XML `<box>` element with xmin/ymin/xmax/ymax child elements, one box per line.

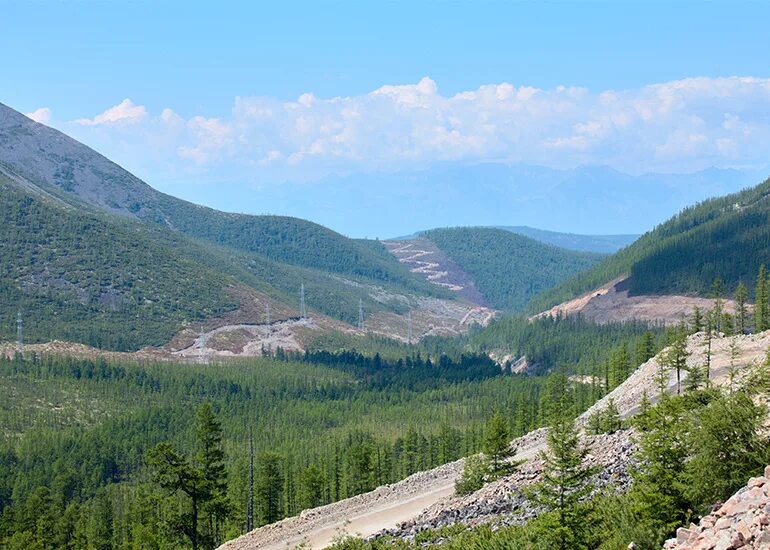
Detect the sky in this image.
<box><xmin>3</xmin><ymin>0</ymin><xmax>770</xmax><ymax>236</ymax></box>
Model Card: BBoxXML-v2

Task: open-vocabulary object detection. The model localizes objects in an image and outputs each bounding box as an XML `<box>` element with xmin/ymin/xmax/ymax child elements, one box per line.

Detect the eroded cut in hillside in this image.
<box><xmin>534</xmin><ymin>276</ymin><xmax>740</xmax><ymax>325</ymax></box>
<box><xmin>383</xmin><ymin>238</ymin><xmax>489</xmax><ymax>306</ymax></box>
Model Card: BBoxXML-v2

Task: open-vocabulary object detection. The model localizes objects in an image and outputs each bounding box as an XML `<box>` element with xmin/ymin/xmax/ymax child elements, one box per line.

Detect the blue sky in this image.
<box><xmin>5</xmin><ymin>1</ymin><xmax>770</xmax><ymax>117</ymax></box>
<box><xmin>3</xmin><ymin>1</ymin><xmax>770</xmax><ymax>236</ymax></box>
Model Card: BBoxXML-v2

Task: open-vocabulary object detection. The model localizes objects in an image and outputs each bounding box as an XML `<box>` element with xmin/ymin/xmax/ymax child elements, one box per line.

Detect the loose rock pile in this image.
<box><xmin>375</xmin><ymin>429</ymin><xmax>637</xmax><ymax>542</ymax></box>
<box><xmin>665</xmin><ymin>466</ymin><xmax>770</xmax><ymax>550</ymax></box>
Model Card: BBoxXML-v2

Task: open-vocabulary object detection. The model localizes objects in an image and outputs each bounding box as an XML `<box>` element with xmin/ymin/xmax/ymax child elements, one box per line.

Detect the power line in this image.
<box><xmin>407</xmin><ymin>311</ymin><xmax>413</xmax><ymax>345</ymax></box>
<box><xmin>300</xmin><ymin>284</ymin><xmax>307</xmax><ymax>319</ymax></box>
<box><xmin>358</xmin><ymin>298</ymin><xmax>364</xmax><ymax>331</ymax></box>
<box><xmin>16</xmin><ymin>311</ymin><xmax>23</xmax><ymax>356</ymax></box>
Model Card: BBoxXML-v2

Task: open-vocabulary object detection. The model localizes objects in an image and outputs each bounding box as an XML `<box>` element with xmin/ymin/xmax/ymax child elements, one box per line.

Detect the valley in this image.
<box><xmin>2</xmin><ymin>95</ymin><xmax>770</xmax><ymax>550</ymax></box>
<box><xmin>224</xmin><ymin>328</ymin><xmax>770</xmax><ymax>548</ymax></box>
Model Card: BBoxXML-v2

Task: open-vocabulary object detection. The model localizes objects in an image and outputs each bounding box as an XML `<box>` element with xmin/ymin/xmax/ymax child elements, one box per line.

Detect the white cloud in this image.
<box><xmin>25</xmin><ymin>107</ymin><xmax>52</xmax><ymax>124</ymax></box>
<box><xmin>65</xmin><ymin>76</ymin><xmax>770</xmax><ymax>179</ymax></box>
<box><xmin>75</xmin><ymin>98</ymin><xmax>147</xmax><ymax>126</ymax></box>
<box><xmin>177</xmin><ymin>116</ymin><xmax>233</xmax><ymax>164</ymax></box>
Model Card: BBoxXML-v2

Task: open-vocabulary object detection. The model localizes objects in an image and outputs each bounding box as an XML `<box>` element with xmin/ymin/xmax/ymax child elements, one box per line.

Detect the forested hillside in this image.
<box><xmin>529</xmin><ymin>177</ymin><xmax>770</xmax><ymax>312</ymax></box>
<box><xmin>422</xmin><ymin>227</ymin><xmax>604</xmax><ymax>311</ymax></box>
<box><xmin>0</xmin><ymin>175</ymin><xmax>450</xmax><ymax>350</ymax></box>
<box><xmin>0</xmin><ymin>102</ymin><xmax>430</xmax><ymax>292</ymax></box>
<box><xmin>0</xmin><ymin>178</ymin><xmax>238</xmax><ymax>350</ymax></box>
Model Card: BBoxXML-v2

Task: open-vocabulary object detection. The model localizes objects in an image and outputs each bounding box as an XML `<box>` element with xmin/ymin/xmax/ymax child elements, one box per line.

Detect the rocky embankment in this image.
<box><xmin>665</xmin><ymin>466</ymin><xmax>770</xmax><ymax>550</ymax></box>
<box><xmin>377</xmin><ymin>428</ymin><xmax>636</xmax><ymax>542</ymax></box>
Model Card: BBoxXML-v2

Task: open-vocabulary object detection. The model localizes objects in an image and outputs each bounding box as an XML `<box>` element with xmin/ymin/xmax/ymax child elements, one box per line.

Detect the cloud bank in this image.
<box><xmin>59</xmin><ymin>76</ymin><xmax>770</xmax><ymax>181</ymax></box>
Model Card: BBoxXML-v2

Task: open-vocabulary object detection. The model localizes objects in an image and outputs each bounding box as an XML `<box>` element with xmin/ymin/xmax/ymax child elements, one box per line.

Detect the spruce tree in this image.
<box><xmin>255</xmin><ymin>452</ymin><xmax>283</xmax><ymax>525</ymax></box>
<box><xmin>147</xmin><ymin>443</ymin><xmax>207</xmax><ymax>550</ymax></box>
<box><xmin>530</xmin><ymin>402</ymin><xmax>595</xmax><ymax>550</ymax></box>
<box><xmin>710</xmin><ymin>277</ymin><xmax>725</xmax><ymax>333</ymax></box>
<box><xmin>196</xmin><ymin>404</ymin><xmax>228</xmax><ymax>547</ymax></box>
<box><xmin>482</xmin><ymin>411</ymin><xmax>516</xmax><ymax>479</ymax></box>
<box><xmin>635</xmin><ymin>332</ymin><xmax>656</xmax><ymax>366</ymax></box>
<box><xmin>736</xmin><ymin>281</ymin><xmax>748</xmax><ymax>334</ymax></box>
<box><xmin>756</xmin><ymin>265</ymin><xmax>768</xmax><ymax>332</ymax></box>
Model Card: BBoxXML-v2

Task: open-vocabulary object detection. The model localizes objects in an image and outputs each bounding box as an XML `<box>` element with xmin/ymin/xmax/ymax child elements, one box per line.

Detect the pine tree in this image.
<box><xmin>735</xmin><ymin>281</ymin><xmax>748</xmax><ymax>334</ymax></box>
<box><xmin>196</xmin><ymin>404</ymin><xmax>228</xmax><ymax>547</ymax></box>
<box><xmin>756</xmin><ymin>265</ymin><xmax>768</xmax><ymax>332</ymax></box>
<box><xmin>482</xmin><ymin>411</ymin><xmax>515</xmax><ymax>479</ymax></box>
<box><xmin>710</xmin><ymin>277</ymin><xmax>725</xmax><ymax>333</ymax></box>
<box><xmin>147</xmin><ymin>443</ymin><xmax>207</xmax><ymax>550</ymax></box>
<box><xmin>689</xmin><ymin>306</ymin><xmax>703</xmax><ymax>334</ymax></box>
<box><xmin>255</xmin><ymin>452</ymin><xmax>283</xmax><ymax>525</ymax></box>
<box><xmin>635</xmin><ymin>332</ymin><xmax>656</xmax><ymax>367</ymax></box>
<box><xmin>529</xmin><ymin>402</ymin><xmax>596</xmax><ymax>550</ymax></box>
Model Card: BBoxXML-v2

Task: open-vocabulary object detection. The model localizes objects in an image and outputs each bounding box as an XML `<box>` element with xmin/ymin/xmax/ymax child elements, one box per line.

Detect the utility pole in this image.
<box><xmin>247</xmin><ymin>428</ymin><xmax>254</xmax><ymax>532</ymax></box>
<box><xmin>358</xmin><ymin>298</ymin><xmax>364</xmax><ymax>331</ymax></box>
<box><xmin>407</xmin><ymin>311</ymin><xmax>413</xmax><ymax>345</ymax></box>
<box><xmin>16</xmin><ymin>311</ymin><xmax>23</xmax><ymax>356</ymax></box>
<box><xmin>300</xmin><ymin>284</ymin><xmax>307</xmax><ymax>319</ymax></box>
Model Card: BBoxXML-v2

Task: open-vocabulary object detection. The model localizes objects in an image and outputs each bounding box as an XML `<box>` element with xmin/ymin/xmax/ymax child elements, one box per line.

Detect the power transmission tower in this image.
<box><xmin>358</xmin><ymin>298</ymin><xmax>364</xmax><ymax>331</ymax></box>
<box><xmin>407</xmin><ymin>311</ymin><xmax>413</xmax><ymax>345</ymax></box>
<box><xmin>247</xmin><ymin>428</ymin><xmax>254</xmax><ymax>532</ymax></box>
<box><xmin>265</xmin><ymin>302</ymin><xmax>271</xmax><ymax>325</ymax></box>
<box><xmin>300</xmin><ymin>284</ymin><xmax>307</xmax><ymax>319</ymax></box>
<box><xmin>16</xmin><ymin>311</ymin><xmax>23</xmax><ymax>356</ymax></box>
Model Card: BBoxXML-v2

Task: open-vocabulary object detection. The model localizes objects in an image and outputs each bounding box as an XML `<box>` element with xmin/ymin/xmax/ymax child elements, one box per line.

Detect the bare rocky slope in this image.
<box><xmin>533</xmin><ymin>276</ymin><xmax>740</xmax><ymax>326</ymax></box>
<box><xmin>220</xmin><ymin>330</ymin><xmax>770</xmax><ymax>549</ymax></box>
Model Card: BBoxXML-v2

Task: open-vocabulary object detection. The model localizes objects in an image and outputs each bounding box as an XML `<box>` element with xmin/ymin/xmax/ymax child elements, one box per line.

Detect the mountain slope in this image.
<box><xmin>419</xmin><ymin>228</ymin><xmax>605</xmax><ymax>311</ymax></box>
<box><xmin>0</xmin><ymin>103</ymin><xmax>496</xmax><ymax>351</ymax></box>
<box><xmin>529</xmin><ymin>177</ymin><xmax>770</xmax><ymax>313</ymax></box>
<box><xmin>0</xmin><ymin>177</ymin><xmax>238</xmax><ymax>350</ymax></box>
<box><xmin>0</xmin><ymin>102</ymin><xmax>428</xmax><ymax>292</ymax></box>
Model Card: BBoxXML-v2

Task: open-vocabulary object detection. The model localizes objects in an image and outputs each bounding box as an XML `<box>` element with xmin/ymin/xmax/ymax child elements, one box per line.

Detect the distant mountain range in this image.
<box><xmin>185</xmin><ymin>163</ymin><xmax>768</xmax><ymax>239</ymax></box>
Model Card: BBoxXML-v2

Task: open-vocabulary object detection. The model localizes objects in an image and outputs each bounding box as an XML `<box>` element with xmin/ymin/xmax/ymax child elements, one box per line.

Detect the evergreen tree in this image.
<box><xmin>297</xmin><ymin>464</ymin><xmax>326</xmax><ymax>511</ymax></box>
<box><xmin>684</xmin><ymin>392</ymin><xmax>770</xmax><ymax>510</ymax></box>
<box><xmin>482</xmin><ymin>411</ymin><xmax>515</xmax><ymax>479</ymax></box>
<box><xmin>455</xmin><ymin>455</ymin><xmax>487</xmax><ymax>496</ymax></box>
<box><xmin>710</xmin><ymin>277</ymin><xmax>725</xmax><ymax>332</ymax></box>
<box><xmin>255</xmin><ymin>452</ymin><xmax>283</xmax><ymax>525</ymax></box>
<box><xmin>755</xmin><ymin>265</ymin><xmax>768</xmax><ymax>332</ymax></box>
<box><xmin>735</xmin><ymin>281</ymin><xmax>748</xmax><ymax>334</ymax></box>
<box><xmin>196</xmin><ymin>404</ymin><xmax>228</xmax><ymax>547</ymax></box>
<box><xmin>689</xmin><ymin>306</ymin><xmax>703</xmax><ymax>334</ymax></box>
<box><xmin>529</xmin><ymin>403</ymin><xmax>595</xmax><ymax>550</ymax></box>
<box><xmin>629</xmin><ymin>396</ymin><xmax>691</xmax><ymax>541</ymax></box>
<box><xmin>660</xmin><ymin>329</ymin><xmax>689</xmax><ymax>395</ymax></box>
<box><xmin>635</xmin><ymin>332</ymin><xmax>656</xmax><ymax>367</ymax></box>
<box><xmin>147</xmin><ymin>443</ymin><xmax>207</xmax><ymax>550</ymax></box>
